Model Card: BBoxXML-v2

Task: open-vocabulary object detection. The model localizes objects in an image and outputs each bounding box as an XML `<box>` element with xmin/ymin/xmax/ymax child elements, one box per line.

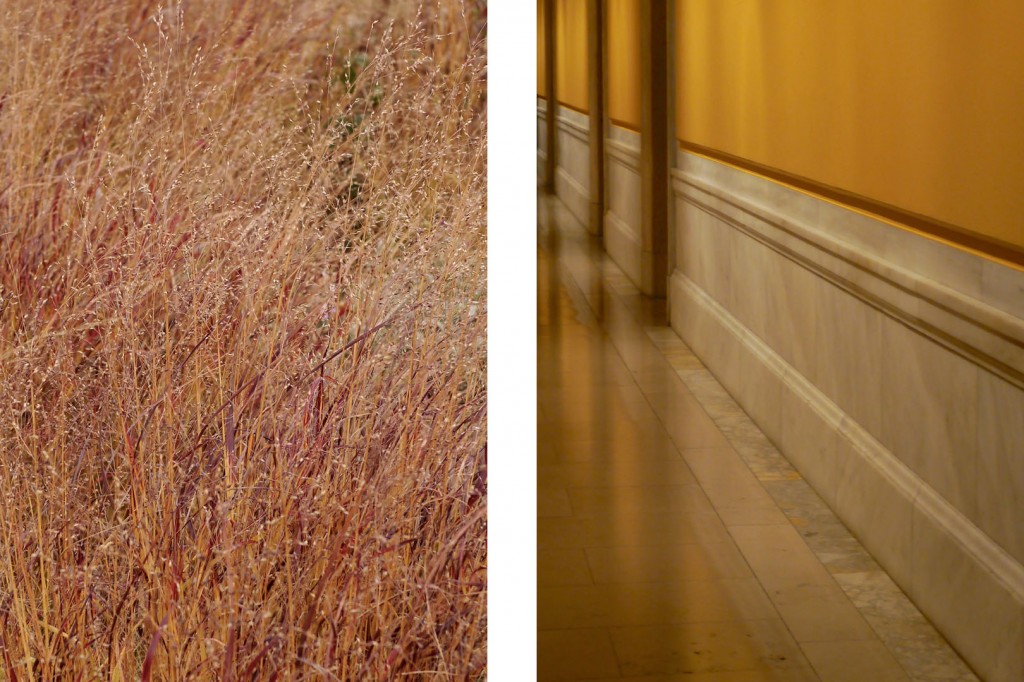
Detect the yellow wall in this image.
<box><xmin>675</xmin><ymin>0</ymin><xmax>1024</xmax><ymax>249</ymax></box>
<box><xmin>555</xmin><ymin>0</ymin><xmax>589</xmax><ymax>113</ymax></box>
<box><xmin>606</xmin><ymin>0</ymin><xmax>642</xmax><ymax>130</ymax></box>
<box><xmin>538</xmin><ymin>0</ymin><xmax>547</xmax><ymax>97</ymax></box>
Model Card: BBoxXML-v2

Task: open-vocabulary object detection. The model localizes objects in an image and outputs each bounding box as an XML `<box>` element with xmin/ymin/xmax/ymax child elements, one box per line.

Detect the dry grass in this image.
<box><xmin>0</xmin><ymin>0</ymin><xmax>486</xmax><ymax>678</ymax></box>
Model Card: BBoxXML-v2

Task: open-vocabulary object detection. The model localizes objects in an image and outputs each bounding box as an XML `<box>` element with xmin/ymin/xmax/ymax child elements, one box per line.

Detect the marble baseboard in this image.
<box><xmin>556</xmin><ymin>166</ymin><xmax>590</xmax><ymax>229</ymax></box>
<box><xmin>670</xmin><ymin>152</ymin><xmax>1024</xmax><ymax>564</ymax></box>
<box><xmin>555</xmin><ymin>110</ymin><xmax>590</xmax><ymax>229</ymax></box>
<box><xmin>604</xmin><ymin>210</ymin><xmax>642</xmax><ymax>289</ymax></box>
<box><xmin>538</xmin><ymin>101</ymin><xmax>548</xmax><ymax>182</ymax></box>
<box><xmin>669</xmin><ymin>150</ymin><xmax>1024</xmax><ymax>682</ymax></box>
<box><xmin>670</xmin><ymin>270</ymin><xmax>1024</xmax><ymax>682</ymax></box>
<box><xmin>604</xmin><ymin>130</ymin><xmax>642</xmax><ymax>290</ymax></box>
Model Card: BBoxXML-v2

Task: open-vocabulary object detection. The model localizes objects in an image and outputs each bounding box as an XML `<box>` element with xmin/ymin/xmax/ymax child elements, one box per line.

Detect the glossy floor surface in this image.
<box><xmin>537</xmin><ymin>193</ymin><xmax>979</xmax><ymax>682</ymax></box>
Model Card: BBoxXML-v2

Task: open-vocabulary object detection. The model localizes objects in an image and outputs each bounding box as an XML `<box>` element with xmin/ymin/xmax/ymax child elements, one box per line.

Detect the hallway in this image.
<box><xmin>536</xmin><ymin>192</ymin><xmax>979</xmax><ymax>682</ymax></box>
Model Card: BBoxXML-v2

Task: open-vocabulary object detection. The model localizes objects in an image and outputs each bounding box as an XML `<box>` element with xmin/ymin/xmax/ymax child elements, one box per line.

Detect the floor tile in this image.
<box><xmin>539</xmin><ymin>510</ymin><xmax>730</xmax><ymax>550</ymax></box>
<box><xmin>539</xmin><ymin>485</ymin><xmax>574</xmax><ymax>517</ymax></box>
<box><xmin>538</xmin><ymin>579</ymin><xmax>778</xmax><ymax>630</ymax></box>
<box><xmin>539</xmin><ymin>629</ymin><xmax>621</xmax><ymax>680</ymax></box>
<box><xmin>585</xmin><ymin>541</ymin><xmax>754</xmax><ymax>584</ymax></box>
<box><xmin>585</xmin><ymin>672</ymin><xmax>820</xmax><ymax>682</ymax></box>
<box><xmin>538</xmin><ymin>432</ymin><xmax>683</xmax><ymax>464</ymax></box>
<box><xmin>537</xmin><ymin>458</ymin><xmax>697</xmax><ymax>489</ymax></box>
<box><xmin>566</xmin><ymin>484</ymin><xmax>716</xmax><ymax>518</ymax></box>
<box><xmin>768</xmin><ymin>583</ymin><xmax>878</xmax><ymax>643</ymax></box>
<box><xmin>538</xmin><ymin>548</ymin><xmax>594</xmax><ymax>586</ymax></box>
<box><xmin>610</xmin><ymin>619</ymin><xmax>811</xmax><ymax>676</ymax></box>
<box><xmin>728</xmin><ymin>524</ymin><xmax>837</xmax><ymax>592</ymax></box>
<box><xmin>801</xmin><ymin>640</ymin><xmax>911</xmax><ymax>682</ymax></box>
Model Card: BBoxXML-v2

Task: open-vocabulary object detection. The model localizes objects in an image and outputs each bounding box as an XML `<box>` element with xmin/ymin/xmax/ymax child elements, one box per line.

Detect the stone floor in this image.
<box><xmin>537</xmin><ymin>192</ymin><xmax>980</xmax><ymax>682</ymax></box>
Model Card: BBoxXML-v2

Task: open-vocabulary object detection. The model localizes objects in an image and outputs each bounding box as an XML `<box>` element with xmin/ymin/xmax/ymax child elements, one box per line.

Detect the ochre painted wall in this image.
<box><xmin>538</xmin><ymin>0</ymin><xmax>547</xmax><ymax>97</ymax></box>
<box><xmin>555</xmin><ymin>0</ymin><xmax>589</xmax><ymax>113</ymax></box>
<box><xmin>675</xmin><ymin>0</ymin><xmax>1024</xmax><ymax>249</ymax></box>
<box><xmin>606</xmin><ymin>0</ymin><xmax>642</xmax><ymax>130</ymax></box>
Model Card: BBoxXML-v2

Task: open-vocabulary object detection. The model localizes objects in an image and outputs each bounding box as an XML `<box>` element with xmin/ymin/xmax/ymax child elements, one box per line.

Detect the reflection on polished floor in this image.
<box><xmin>536</xmin><ymin>193</ymin><xmax>979</xmax><ymax>682</ymax></box>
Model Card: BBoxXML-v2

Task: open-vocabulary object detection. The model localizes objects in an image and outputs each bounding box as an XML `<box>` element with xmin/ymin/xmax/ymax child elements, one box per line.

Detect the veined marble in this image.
<box><xmin>554</xmin><ymin>107</ymin><xmax>591</xmax><ymax>229</ymax></box>
<box><xmin>669</xmin><ymin>150</ymin><xmax>1024</xmax><ymax>682</ymax></box>
<box><xmin>537</xmin><ymin>98</ymin><xmax>547</xmax><ymax>181</ymax></box>
<box><xmin>604</xmin><ymin>124</ymin><xmax>643</xmax><ymax>290</ymax></box>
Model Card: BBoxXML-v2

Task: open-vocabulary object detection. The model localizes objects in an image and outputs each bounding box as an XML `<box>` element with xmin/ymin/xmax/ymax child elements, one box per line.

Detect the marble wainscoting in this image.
<box><xmin>554</xmin><ymin>106</ymin><xmax>591</xmax><ymax>230</ymax></box>
<box><xmin>668</xmin><ymin>150</ymin><xmax>1024</xmax><ymax>682</ymax></box>
<box><xmin>603</xmin><ymin>125</ymin><xmax>643</xmax><ymax>291</ymax></box>
<box><xmin>537</xmin><ymin>97</ymin><xmax>547</xmax><ymax>182</ymax></box>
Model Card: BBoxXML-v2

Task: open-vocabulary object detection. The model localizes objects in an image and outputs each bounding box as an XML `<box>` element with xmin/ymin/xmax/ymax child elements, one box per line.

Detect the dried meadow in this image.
<box><xmin>0</xmin><ymin>0</ymin><xmax>486</xmax><ymax>678</ymax></box>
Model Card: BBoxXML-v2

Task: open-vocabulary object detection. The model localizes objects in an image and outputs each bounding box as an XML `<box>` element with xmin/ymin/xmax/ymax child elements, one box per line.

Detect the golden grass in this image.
<box><xmin>0</xmin><ymin>0</ymin><xmax>486</xmax><ymax>678</ymax></box>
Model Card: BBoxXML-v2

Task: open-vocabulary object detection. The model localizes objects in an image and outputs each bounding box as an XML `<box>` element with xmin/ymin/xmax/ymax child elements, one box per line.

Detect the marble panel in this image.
<box><xmin>555</xmin><ymin>114</ymin><xmax>591</xmax><ymax>227</ymax></box>
<box><xmin>557</xmin><ymin>105</ymin><xmax>589</xmax><ymax>128</ymax></box>
<box><xmin>659</xmin><ymin>154</ymin><xmax>1024</xmax><ymax>682</ymax></box>
<box><xmin>674</xmin><ymin>200</ymin><xmax>712</xmax><ymax>293</ymax></box>
<box><xmin>760</xmin><ymin>247</ymin><xmax>820</xmax><ymax>382</ymax></box>
<box><xmin>776</xmin><ymin>385</ymin><xmax>844</xmax><ymax>507</ymax></box>
<box><xmin>833</xmin><ymin>435</ymin><xmax>918</xmax><ymax>590</ymax></box>
<box><xmin>557</xmin><ymin>128</ymin><xmax>590</xmax><ymax>191</ymax></box>
<box><xmin>669</xmin><ymin>272</ymin><xmax>785</xmax><ymax>447</ymax></box>
<box><xmin>879</xmin><ymin>317</ymin><xmax>978</xmax><ymax>517</ymax></box>
<box><xmin>673</xmin><ymin>197</ymin><xmax>732</xmax><ymax>311</ymax></box>
<box><xmin>606</xmin><ymin>152</ymin><xmax>641</xmax><ymax>226</ymax></box>
<box><xmin>604</xmin><ymin>210</ymin><xmax>643</xmax><ymax>291</ymax></box>
<box><xmin>728</xmin><ymin>339</ymin><xmax>784</xmax><ymax>445</ymax></box>
<box><xmin>607</xmin><ymin>123</ymin><xmax>641</xmax><ymax>148</ymax></box>
<box><xmin>702</xmin><ymin>209</ymin><xmax>736</xmax><ymax>311</ymax></box>
<box><xmin>677</xmin><ymin>151</ymin><xmax>1024</xmax><ymax>381</ymax></box>
<box><xmin>670</xmin><ymin>273</ymin><xmax>732</xmax><ymax>381</ymax></box>
<box><xmin>813</xmin><ymin>279</ymin><xmax>885</xmax><ymax>439</ymax></box>
<box><xmin>684</xmin><ymin>151</ymin><xmax>983</xmax><ymax>309</ymax></box>
<box><xmin>910</xmin><ymin>503</ymin><xmax>1024</xmax><ymax>682</ymax></box>
<box><xmin>976</xmin><ymin>372</ymin><xmax>1024</xmax><ymax>564</ymax></box>
<box><xmin>981</xmin><ymin>259</ymin><xmax>1024</xmax><ymax>320</ymax></box>
<box><xmin>673</xmin><ymin>160</ymin><xmax>822</xmax><ymax>239</ymax></box>
<box><xmin>820</xmin><ymin>200</ymin><xmax>984</xmax><ymax>303</ymax></box>
<box><xmin>726</xmin><ymin>225</ymin><xmax>770</xmax><ymax>342</ymax></box>
<box><xmin>555</xmin><ymin>166</ymin><xmax>590</xmax><ymax>228</ymax></box>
